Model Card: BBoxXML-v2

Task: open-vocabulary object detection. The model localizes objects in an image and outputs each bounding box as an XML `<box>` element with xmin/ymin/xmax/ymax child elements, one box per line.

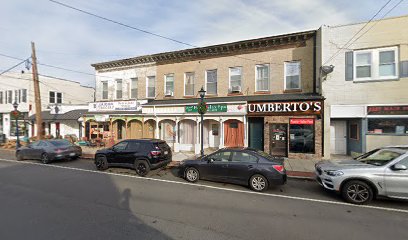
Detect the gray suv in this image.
<box><xmin>315</xmin><ymin>146</ymin><xmax>408</xmax><ymax>204</ymax></box>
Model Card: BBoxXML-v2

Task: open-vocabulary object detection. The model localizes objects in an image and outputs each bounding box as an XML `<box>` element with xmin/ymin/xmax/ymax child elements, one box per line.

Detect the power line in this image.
<box><xmin>0</xmin><ymin>58</ymin><xmax>30</xmax><ymax>75</ymax></box>
<box><xmin>49</xmin><ymin>0</ymin><xmax>196</xmax><ymax>48</ymax></box>
<box><xmin>322</xmin><ymin>0</ymin><xmax>392</xmax><ymax>65</ymax></box>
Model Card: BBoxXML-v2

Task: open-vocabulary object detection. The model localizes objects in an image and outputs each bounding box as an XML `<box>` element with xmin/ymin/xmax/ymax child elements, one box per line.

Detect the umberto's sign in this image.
<box><xmin>248</xmin><ymin>101</ymin><xmax>322</xmax><ymax>115</ymax></box>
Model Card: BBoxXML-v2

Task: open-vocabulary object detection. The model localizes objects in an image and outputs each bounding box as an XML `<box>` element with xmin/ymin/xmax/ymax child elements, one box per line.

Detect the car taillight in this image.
<box><xmin>150</xmin><ymin>150</ymin><xmax>161</xmax><ymax>156</ymax></box>
<box><xmin>273</xmin><ymin>165</ymin><xmax>285</xmax><ymax>173</ymax></box>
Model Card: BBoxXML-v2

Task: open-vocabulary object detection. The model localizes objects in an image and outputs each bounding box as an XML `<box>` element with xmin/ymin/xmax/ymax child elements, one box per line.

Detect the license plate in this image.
<box><xmin>69</xmin><ymin>153</ymin><xmax>76</xmax><ymax>156</ymax></box>
<box><xmin>164</xmin><ymin>151</ymin><xmax>168</xmax><ymax>155</ymax></box>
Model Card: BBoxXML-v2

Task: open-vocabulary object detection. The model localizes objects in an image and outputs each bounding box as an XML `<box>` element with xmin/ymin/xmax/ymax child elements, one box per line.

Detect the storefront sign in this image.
<box><xmin>248</xmin><ymin>101</ymin><xmax>322</xmax><ymax>115</ymax></box>
<box><xmin>185</xmin><ymin>104</ymin><xmax>227</xmax><ymax>113</ymax></box>
<box><xmin>290</xmin><ymin>118</ymin><xmax>314</xmax><ymax>125</ymax></box>
<box><xmin>367</xmin><ymin>105</ymin><xmax>408</xmax><ymax>115</ymax></box>
<box><xmin>89</xmin><ymin>100</ymin><xmax>147</xmax><ymax>112</ymax></box>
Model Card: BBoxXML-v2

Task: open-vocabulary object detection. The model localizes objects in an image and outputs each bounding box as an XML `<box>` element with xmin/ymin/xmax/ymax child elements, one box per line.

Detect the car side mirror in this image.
<box><xmin>207</xmin><ymin>158</ymin><xmax>215</xmax><ymax>163</ymax></box>
<box><xmin>392</xmin><ymin>164</ymin><xmax>407</xmax><ymax>171</ymax></box>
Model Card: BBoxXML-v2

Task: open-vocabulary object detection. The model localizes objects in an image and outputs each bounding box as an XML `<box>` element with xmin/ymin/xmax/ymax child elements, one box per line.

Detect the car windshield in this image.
<box><xmin>358</xmin><ymin>149</ymin><xmax>402</xmax><ymax>166</ymax></box>
<box><xmin>49</xmin><ymin>140</ymin><xmax>73</xmax><ymax>147</ymax></box>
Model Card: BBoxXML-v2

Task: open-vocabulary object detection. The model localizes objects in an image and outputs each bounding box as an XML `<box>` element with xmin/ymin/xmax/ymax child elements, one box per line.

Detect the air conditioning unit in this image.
<box><xmin>165</xmin><ymin>90</ymin><xmax>174</xmax><ymax>97</ymax></box>
<box><xmin>231</xmin><ymin>86</ymin><xmax>241</xmax><ymax>93</ymax></box>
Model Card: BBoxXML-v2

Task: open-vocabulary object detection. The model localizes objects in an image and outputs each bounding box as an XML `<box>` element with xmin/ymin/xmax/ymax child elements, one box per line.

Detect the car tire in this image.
<box><xmin>16</xmin><ymin>152</ymin><xmax>23</xmax><ymax>161</ymax></box>
<box><xmin>185</xmin><ymin>167</ymin><xmax>199</xmax><ymax>183</ymax></box>
<box><xmin>249</xmin><ymin>174</ymin><xmax>269</xmax><ymax>192</ymax></box>
<box><xmin>95</xmin><ymin>155</ymin><xmax>108</xmax><ymax>171</ymax></box>
<box><xmin>135</xmin><ymin>160</ymin><xmax>150</xmax><ymax>177</ymax></box>
<box><xmin>70</xmin><ymin>156</ymin><xmax>79</xmax><ymax>160</ymax></box>
<box><xmin>41</xmin><ymin>153</ymin><xmax>50</xmax><ymax>164</ymax></box>
<box><xmin>341</xmin><ymin>180</ymin><xmax>373</xmax><ymax>205</ymax></box>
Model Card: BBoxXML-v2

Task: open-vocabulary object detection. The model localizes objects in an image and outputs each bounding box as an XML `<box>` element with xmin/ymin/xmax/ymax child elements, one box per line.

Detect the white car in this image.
<box><xmin>315</xmin><ymin>146</ymin><xmax>408</xmax><ymax>205</ymax></box>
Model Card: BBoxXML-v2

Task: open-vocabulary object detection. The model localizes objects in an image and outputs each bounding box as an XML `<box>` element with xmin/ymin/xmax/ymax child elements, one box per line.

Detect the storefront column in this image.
<box><xmin>244</xmin><ymin>116</ymin><xmax>248</xmax><ymax>147</ymax></box>
<box><xmin>125</xmin><ymin>119</ymin><xmax>128</xmax><ymax>140</ymax></box>
<box><xmin>219</xmin><ymin>118</ymin><xmax>224</xmax><ymax>149</ymax></box>
<box><xmin>174</xmin><ymin>117</ymin><xmax>180</xmax><ymax>152</ymax></box>
<box><xmin>195</xmin><ymin>118</ymin><xmax>200</xmax><ymax>155</ymax></box>
<box><xmin>155</xmin><ymin>118</ymin><xmax>159</xmax><ymax>139</ymax></box>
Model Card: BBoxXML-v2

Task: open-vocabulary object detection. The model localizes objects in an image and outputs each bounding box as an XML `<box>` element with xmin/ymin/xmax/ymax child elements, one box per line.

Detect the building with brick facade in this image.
<box><xmin>90</xmin><ymin>30</ymin><xmax>324</xmax><ymax>158</ymax></box>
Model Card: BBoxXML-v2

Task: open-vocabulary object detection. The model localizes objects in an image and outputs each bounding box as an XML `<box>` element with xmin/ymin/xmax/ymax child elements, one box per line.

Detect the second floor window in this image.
<box><xmin>165</xmin><ymin>74</ymin><xmax>174</xmax><ymax>96</ymax></box>
<box><xmin>116</xmin><ymin>79</ymin><xmax>123</xmax><ymax>99</ymax></box>
<box><xmin>7</xmin><ymin>90</ymin><xmax>12</xmax><ymax>104</ymax></box>
<box><xmin>21</xmin><ymin>89</ymin><xmax>27</xmax><ymax>103</ymax></box>
<box><xmin>147</xmin><ymin>76</ymin><xmax>156</xmax><ymax>98</ymax></box>
<box><xmin>0</xmin><ymin>92</ymin><xmax>3</xmax><ymax>104</ymax></box>
<box><xmin>256</xmin><ymin>64</ymin><xmax>270</xmax><ymax>91</ymax></box>
<box><xmin>185</xmin><ymin>72</ymin><xmax>195</xmax><ymax>96</ymax></box>
<box><xmin>49</xmin><ymin>91</ymin><xmax>62</xmax><ymax>104</ymax></box>
<box><xmin>285</xmin><ymin>61</ymin><xmax>301</xmax><ymax>90</ymax></box>
<box><xmin>131</xmin><ymin>78</ymin><xmax>138</xmax><ymax>99</ymax></box>
<box><xmin>206</xmin><ymin>69</ymin><xmax>217</xmax><ymax>95</ymax></box>
<box><xmin>102</xmin><ymin>81</ymin><xmax>108</xmax><ymax>100</ymax></box>
<box><xmin>229</xmin><ymin>67</ymin><xmax>242</xmax><ymax>91</ymax></box>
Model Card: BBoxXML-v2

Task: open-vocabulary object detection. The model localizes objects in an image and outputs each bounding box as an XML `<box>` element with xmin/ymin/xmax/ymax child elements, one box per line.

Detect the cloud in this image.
<box><xmin>1</xmin><ymin>0</ymin><xmax>407</xmax><ymax>87</ymax></box>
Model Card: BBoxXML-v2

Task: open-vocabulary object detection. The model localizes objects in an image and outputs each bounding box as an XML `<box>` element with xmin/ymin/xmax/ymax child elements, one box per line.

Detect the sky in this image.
<box><xmin>1</xmin><ymin>0</ymin><xmax>407</xmax><ymax>87</ymax></box>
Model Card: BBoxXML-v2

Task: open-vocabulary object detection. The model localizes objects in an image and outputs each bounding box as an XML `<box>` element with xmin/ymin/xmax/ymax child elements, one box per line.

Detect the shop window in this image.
<box><xmin>368</xmin><ymin>118</ymin><xmax>408</xmax><ymax>134</ymax></box>
<box><xmin>349</xmin><ymin>123</ymin><xmax>359</xmax><ymax>140</ymax></box>
<box><xmin>289</xmin><ymin>118</ymin><xmax>314</xmax><ymax>154</ymax></box>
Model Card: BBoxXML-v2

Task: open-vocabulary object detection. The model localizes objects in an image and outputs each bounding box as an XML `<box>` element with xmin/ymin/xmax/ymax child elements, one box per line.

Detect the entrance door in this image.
<box><xmin>330</xmin><ymin>121</ymin><xmax>347</xmax><ymax>155</ymax></box>
<box><xmin>249</xmin><ymin>118</ymin><xmax>264</xmax><ymax>151</ymax></box>
<box><xmin>269</xmin><ymin>123</ymin><xmax>287</xmax><ymax>157</ymax></box>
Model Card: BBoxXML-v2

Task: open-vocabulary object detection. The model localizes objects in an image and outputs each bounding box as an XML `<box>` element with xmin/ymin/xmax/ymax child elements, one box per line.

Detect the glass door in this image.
<box><xmin>269</xmin><ymin>123</ymin><xmax>288</xmax><ymax>157</ymax></box>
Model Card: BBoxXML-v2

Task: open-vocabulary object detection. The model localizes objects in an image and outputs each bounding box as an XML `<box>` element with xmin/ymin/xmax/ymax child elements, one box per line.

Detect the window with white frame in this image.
<box><xmin>116</xmin><ymin>79</ymin><xmax>123</xmax><ymax>99</ymax></box>
<box><xmin>147</xmin><ymin>76</ymin><xmax>156</xmax><ymax>98</ymax></box>
<box><xmin>256</xmin><ymin>64</ymin><xmax>269</xmax><ymax>91</ymax></box>
<box><xmin>49</xmin><ymin>91</ymin><xmax>62</xmax><ymax>104</ymax></box>
<box><xmin>102</xmin><ymin>81</ymin><xmax>108</xmax><ymax>100</ymax></box>
<box><xmin>206</xmin><ymin>69</ymin><xmax>217</xmax><ymax>95</ymax></box>
<box><xmin>185</xmin><ymin>72</ymin><xmax>195</xmax><ymax>96</ymax></box>
<box><xmin>7</xmin><ymin>90</ymin><xmax>12</xmax><ymax>104</ymax></box>
<box><xmin>0</xmin><ymin>92</ymin><xmax>3</xmax><ymax>104</ymax></box>
<box><xmin>165</xmin><ymin>74</ymin><xmax>174</xmax><ymax>96</ymax></box>
<box><xmin>284</xmin><ymin>61</ymin><xmax>301</xmax><ymax>90</ymax></box>
<box><xmin>229</xmin><ymin>67</ymin><xmax>242</xmax><ymax>91</ymax></box>
<box><xmin>130</xmin><ymin>78</ymin><xmax>138</xmax><ymax>99</ymax></box>
<box><xmin>353</xmin><ymin>47</ymin><xmax>398</xmax><ymax>81</ymax></box>
<box><xmin>21</xmin><ymin>89</ymin><xmax>27</xmax><ymax>103</ymax></box>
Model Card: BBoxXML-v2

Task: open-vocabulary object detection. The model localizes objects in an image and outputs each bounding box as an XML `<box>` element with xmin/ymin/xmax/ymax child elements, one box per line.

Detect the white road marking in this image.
<box><xmin>1</xmin><ymin>158</ymin><xmax>407</xmax><ymax>214</ymax></box>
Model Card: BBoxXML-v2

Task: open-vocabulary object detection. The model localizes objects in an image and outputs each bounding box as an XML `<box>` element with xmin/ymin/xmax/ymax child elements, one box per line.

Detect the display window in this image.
<box><xmin>368</xmin><ymin>118</ymin><xmax>408</xmax><ymax>134</ymax></box>
<box><xmin>289</xmin><ymin>118</ymin><xmax>315</xmax><ymax>154</ymax></box>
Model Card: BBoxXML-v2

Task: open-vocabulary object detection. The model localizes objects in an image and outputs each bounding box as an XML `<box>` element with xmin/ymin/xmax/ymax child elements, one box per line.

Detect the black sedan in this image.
<box><xmin>179</xmin><ymin>148</ymin><xmax>287</xmax><ymax>192</ymax></box>
<box><xmin>16</xmin><ymin>140</ymin><xmax>82</xmax><ymax>164</ymax></box>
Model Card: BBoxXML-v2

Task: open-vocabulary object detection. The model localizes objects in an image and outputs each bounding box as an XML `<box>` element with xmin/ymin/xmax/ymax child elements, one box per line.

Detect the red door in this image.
<box><xmin>224</xmin><ymin>120</ymin><xmax>244</xmax><ymax>147</ymax></box>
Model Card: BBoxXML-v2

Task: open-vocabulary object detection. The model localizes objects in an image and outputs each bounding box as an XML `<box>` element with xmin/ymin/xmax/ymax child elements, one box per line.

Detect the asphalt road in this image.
<box><xmin>0</xmin><ymin>150</ymin><xmax>407</xmax><ymax>240</ymax></box>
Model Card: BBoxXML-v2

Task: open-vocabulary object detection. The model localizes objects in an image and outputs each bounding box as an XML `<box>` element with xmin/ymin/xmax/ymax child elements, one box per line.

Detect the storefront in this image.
<box><xmin>142</xmin><ymin>100</ymin><xmax>247</xmax><ymax>154</ymax></box>
<box><xmin>248</xmin><ymin>98</ymin><xmax>324</xmax><ymax>159</ymax></box>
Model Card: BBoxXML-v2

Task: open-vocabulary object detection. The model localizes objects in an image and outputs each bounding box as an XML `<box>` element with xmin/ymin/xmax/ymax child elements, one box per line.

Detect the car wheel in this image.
<box><xmin>16</xmin><ymin>152</ymin><xmax>23</xmax><ymax>161</ymax></box>
<box><xmin>95</xmin><ymin>156</ymin><xmax>108</xmax><ymax>171</ymax></box>
<box><xmin>41</xmin><ymin>153</ymin><xmax>50</xmax><ymax>164</ymax></box>
<box><xmin>135</xmin><ymin>160</ymin><xmax>150</xmax><ymax>177</ymax></box>
<box><xmin>341</xmin><ymin>180</ymin><xmax>373</xmax><ymax>205</ymax></box>
<box><xmin>249</xmin><ymin>174</ymin><xmax>269</xmax><ymax>192</ymax></box>
<box><xmin>70</xmin><ymin>156</ymin><xmax>79</xmax><ymax>160</ymax></box>
<box><xmin>185</xmin><ymin>167</ymin><xmax>199</xmax><ymax>183</ymax></box>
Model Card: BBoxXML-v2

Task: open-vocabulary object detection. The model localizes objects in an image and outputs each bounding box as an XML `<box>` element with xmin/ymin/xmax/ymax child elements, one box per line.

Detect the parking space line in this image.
<box><xmin>1</xmin><ymin>158</ymin><xmax>407</xmax><ymax>214</ymax></box>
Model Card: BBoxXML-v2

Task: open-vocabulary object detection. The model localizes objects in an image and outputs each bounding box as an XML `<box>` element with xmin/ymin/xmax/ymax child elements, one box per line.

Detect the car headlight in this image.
<box><xmin>324</xmin><ymin>170</ymin><xmax>344</xmax><ymax>177</ymax></box>
<box><xmin>179</xmin><ymin>160</ymin><xmax>185</xmax><ymax>165</ymax></box>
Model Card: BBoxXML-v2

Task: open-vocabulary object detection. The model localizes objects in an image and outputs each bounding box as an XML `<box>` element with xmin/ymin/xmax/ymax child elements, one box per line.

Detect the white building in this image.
<box><xmin>318</xmin><ymin>15</ymin><xmax>408</xmax><ymax>157</ymax></box>
<box><xmin>0</xmin><ymin>72</ymin><xmax>95</xmax><ymax>140</ymax></box>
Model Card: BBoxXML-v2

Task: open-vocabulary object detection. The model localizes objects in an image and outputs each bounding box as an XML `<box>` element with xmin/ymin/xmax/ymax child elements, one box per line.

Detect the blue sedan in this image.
<box><xmin>179</xmin><ymin>148</ymin><xmax>287</xmax><ymax>192</ymax></box>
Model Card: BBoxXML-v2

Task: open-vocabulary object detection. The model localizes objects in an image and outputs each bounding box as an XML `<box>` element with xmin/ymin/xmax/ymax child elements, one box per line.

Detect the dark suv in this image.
<box><xmin>94</xmin><ymin>139</ymin><xmax>172</xmax><ymax>176</ymax></box>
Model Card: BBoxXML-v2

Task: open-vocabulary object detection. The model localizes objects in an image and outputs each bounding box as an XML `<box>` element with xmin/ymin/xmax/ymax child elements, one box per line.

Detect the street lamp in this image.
<box><xmin>198</xmin><ymin>87</ymin><xmax>206</xmax><ymax>156</ymax></box>
<box><xmin>12</xmin><ymin>101</ymin><xmax>20</xmax><ymax>149</ymax></box>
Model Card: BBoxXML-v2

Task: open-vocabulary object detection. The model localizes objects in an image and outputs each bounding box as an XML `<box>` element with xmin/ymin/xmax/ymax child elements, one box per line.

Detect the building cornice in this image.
<box><xmin>91</xmin><ymin>30</ymin><xmax>316</xmax><ymax>71</ymax></box>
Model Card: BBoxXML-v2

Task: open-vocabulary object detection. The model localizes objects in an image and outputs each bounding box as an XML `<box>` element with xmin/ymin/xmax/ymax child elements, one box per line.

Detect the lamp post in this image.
<box><xmin>12</xmin><ymin>102</ymin><xmax>20</xmax><ymax>149</ymax></box>
<box><xmin>198</xmin><ymin>87</ymin><xmax>206</xmax><ymax>157</ymax></box>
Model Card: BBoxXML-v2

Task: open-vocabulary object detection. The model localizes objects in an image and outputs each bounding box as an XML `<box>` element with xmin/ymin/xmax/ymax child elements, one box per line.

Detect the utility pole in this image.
<box><xmin>31</xmin><ymin>42</ymin><xmax>43</xmax><ymax>139</ymax></box>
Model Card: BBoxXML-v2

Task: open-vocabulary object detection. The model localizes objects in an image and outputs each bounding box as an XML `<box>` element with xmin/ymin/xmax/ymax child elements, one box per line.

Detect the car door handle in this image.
<box><xmin>248</xmin><ymin>165</ymin><xmax>254</xmax><ymax>169</ymax></box>
<box><xmin>222</xmin><ymin>165</ymin><xmax>229</xmax><ymax>168</ymax></box>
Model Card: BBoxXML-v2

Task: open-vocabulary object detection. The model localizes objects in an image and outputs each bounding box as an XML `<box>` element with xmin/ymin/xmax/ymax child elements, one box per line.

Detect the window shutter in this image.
<box><xmin>400</xmin><ymin>61</ymin><xmax>408</xmax><ymax>78</ymax></box>
<box><xmin>345</xmin><ymin>51</ymin><xmax>353</xmax><ymax>81</ymax></box>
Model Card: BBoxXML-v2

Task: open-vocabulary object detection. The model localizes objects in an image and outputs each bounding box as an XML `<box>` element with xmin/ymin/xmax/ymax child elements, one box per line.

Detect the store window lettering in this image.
<box><xmin>248</xmin><ymin>101</ymin><xmax>321</xmax><ymax>113</ymax></box>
